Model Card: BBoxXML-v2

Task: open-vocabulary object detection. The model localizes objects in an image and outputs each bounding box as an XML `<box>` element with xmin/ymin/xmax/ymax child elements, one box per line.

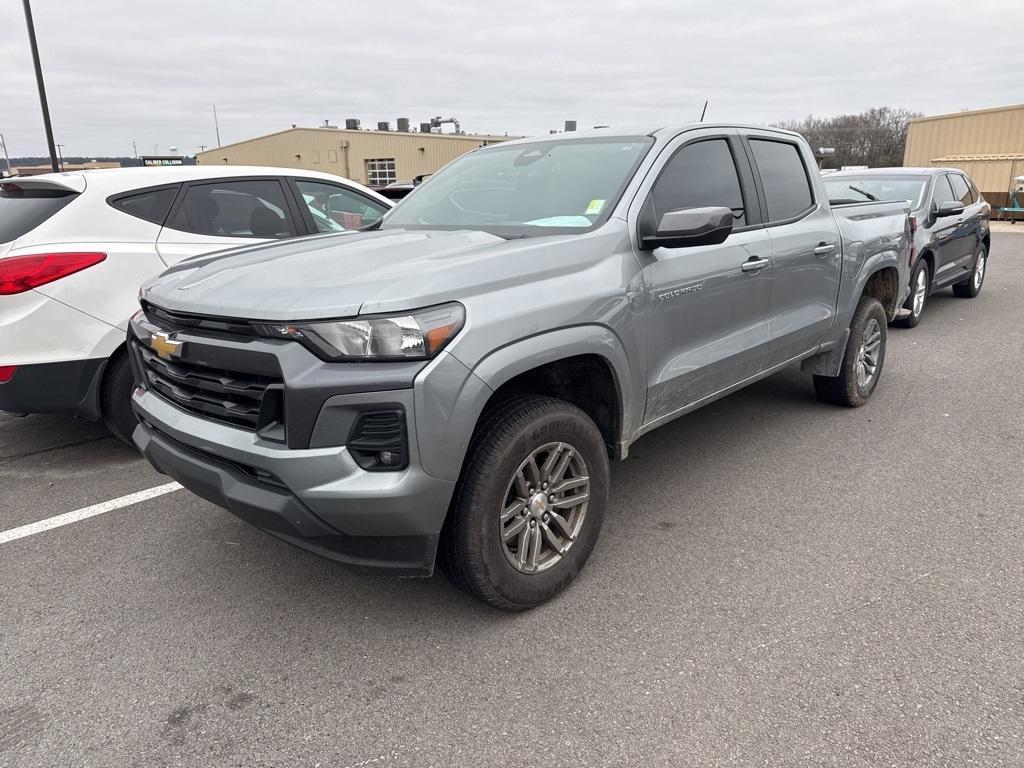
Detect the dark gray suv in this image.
<box><xmin>825</xmin><ymin>168</ymin><xmax>991</xmax><ymax>327</ymax></box>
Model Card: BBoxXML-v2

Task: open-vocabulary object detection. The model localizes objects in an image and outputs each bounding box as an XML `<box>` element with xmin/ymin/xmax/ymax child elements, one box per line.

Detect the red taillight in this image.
<box><xmin>0</xmin><ymin>252</ymin><xmax>107</xmax><ymax>295</ymax></box>
<box><xmin>0</xmin><ymin>366</ymin><xmax>16</xmax><ymax>383</ymax></box>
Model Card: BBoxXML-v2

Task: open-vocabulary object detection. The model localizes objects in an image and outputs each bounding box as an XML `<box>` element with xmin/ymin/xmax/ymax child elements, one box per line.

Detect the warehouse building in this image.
<box><xmin>195</xmin><ymin>119</ymin><xmax>511</xmax><ymax>188</ymax></box>
<box><xmin>904</xmin><ymin>104</ymin><xmax>1024</xmax><ymax>208</ymax></box>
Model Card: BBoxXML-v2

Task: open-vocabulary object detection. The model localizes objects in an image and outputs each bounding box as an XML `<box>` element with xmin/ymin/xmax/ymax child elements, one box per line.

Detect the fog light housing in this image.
<box><xmin>347</xmin><ymin>410</ymin><xmax>408</xmax><ymax>471</ymax></box>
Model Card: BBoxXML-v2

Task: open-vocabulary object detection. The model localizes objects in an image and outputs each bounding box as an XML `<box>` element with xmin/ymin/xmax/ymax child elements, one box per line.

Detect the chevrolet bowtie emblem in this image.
<box><xmin>149</xmin><ymin>331</ymin><xmax>184</xmax><ymax>360</ymax></box>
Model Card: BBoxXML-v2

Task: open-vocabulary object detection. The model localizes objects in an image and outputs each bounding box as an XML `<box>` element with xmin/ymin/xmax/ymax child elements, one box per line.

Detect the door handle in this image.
<box><xmin>741</xmin><ymin>256</ymin><xmax>770</xmax><ymax>273</ymax></box>
<box><xmin>813</xmin><ymin>242</ymin><xmax>836</xmax><ymax>256</ymax></box>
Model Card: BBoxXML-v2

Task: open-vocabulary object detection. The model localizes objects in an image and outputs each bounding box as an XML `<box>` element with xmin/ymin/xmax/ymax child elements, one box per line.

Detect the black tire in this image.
<box><xmin>952</xmin><ymin>242</ymin><xmax>987</xmax><ymax>298</ymax></box>
<box><xmin>440</xmin><ymin>395</ymin><xmax>609</xmax><ymax>611</ymax></box>
<box><xmin>101</xmin><ymin>353</ymin><xmax>139</xmax><ymax>447</ymax></box>
<box><xmin>813</xmin><ymin>296</ymin><xmax>887</xmax><ymax>408</ymax></box>
<box><xmin>895</xmin><ymin>258</ymin><xmax>930</xmax><ymax>328</ymax></box>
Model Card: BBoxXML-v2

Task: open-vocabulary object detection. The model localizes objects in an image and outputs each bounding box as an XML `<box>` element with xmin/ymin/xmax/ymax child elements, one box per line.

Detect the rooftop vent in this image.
<box><xmin>564</xmin><ymin>120</ymin><xmax>577</xmax><ymax>132</ymax></box>
<box><xmin>345</xmin><ymin>118</ymin><xmax>360</xmax><ymax>130</ymax></box>
<box><xmin>397</xmin><ymin>117</ymin><xmax>410</xmax><ymax>133</ymax></box>
<box><xmin>377</xmin><ymin>121</ymin><xmax>390</xmax><ymax>132</ymax></box>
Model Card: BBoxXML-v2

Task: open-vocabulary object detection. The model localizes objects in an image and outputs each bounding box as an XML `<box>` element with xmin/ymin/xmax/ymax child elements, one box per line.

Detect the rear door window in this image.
<box><xmin>949</xmin><ymin>173</ymin><xmax>973</xmax><ymax>205</ymax></box>
<box><xmin>749</xmin><ymin>139</ymin><xmax>815</xmax><ymax>222</ymax></box>
<box><xmin>166</xmin><ymin>179</ymin><xmax>296</xmax><ymax>238</ymax></box>
<box><xmin>109</xmin><ymin>185</ymin><xmax>180</xmax><ymax>225</ymax></box>
<box><xmin>0</xmin><ymin>184</ymin><xmax>78</xmax><ymax>243</ymax></box>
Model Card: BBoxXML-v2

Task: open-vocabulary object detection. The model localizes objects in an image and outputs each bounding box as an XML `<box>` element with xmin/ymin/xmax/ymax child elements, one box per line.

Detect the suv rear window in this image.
<box><xmin>109</xmin><ymin>185</ymin><xmax>180</xmax><ymax>225</ymax></box>
<box><xmin>0</xmin><ymin>184</ymin><xmax>78</xmax><ymax>244</ymax></box>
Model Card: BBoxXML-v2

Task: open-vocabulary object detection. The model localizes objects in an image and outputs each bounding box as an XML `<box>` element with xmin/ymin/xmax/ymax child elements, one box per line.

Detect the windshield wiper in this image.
<box><xmin>359</xmin><ymin>218</ymin><xmax>383</xmax><ymax>232</ymax></box>
<box><xmin>848</xmin><ymin>185</ymin><xmax>878</xmax><ymax>201</ymax></box>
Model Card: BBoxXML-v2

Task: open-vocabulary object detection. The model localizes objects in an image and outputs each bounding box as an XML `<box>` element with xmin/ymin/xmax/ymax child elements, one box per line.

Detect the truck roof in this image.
<box><xmin>490</xmin><ymin>123</ymin><xmax>804</xmax><ymax>148</ymax></box>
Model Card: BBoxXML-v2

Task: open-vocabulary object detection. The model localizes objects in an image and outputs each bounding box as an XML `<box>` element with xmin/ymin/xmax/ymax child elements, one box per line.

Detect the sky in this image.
<box><xmin>1</xmin><ymin>0</ymin><xmax>1021</xmax><ymax>158</ymax></box>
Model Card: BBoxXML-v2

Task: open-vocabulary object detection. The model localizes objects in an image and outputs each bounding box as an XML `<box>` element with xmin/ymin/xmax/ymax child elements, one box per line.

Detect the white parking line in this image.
<box><xmin>0</xmin><ymin>482</ymin><xmax>182</xmax><ymax>544</ymax></box>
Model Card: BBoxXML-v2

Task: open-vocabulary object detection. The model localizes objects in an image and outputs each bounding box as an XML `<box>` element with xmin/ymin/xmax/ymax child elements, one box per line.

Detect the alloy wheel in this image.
<box><xmin>856</xmin><ymin>318</ymin><xmax>882</xmax><ymax>389</ymax></box>
<box><xmin>913</xmin><ymin>268</ymin><xmax>927</xmax><ymax>317</ymax></box>
<box><xmin>499</xmin><ymin>441</ymin><xmax>590</xmax><ymax>574</ymax></box>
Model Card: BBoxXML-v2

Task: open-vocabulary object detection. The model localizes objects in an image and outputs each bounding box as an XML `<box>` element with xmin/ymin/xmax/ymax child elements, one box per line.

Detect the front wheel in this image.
<box><xmin>952</xmin><ymin>243</ymin><xmax>987</xmax><ymax>298</ymax></box>
<box><xmin>813</xmin><ymin>296</ymin><xmax>887</xmax><ymax>407</ymax></box>
<box><xmin>440</xmin><ymin>395</ymin><xmax>609</xmax><ymax>611</ymax></box>
<box><xmin>895</xmin><ymin>259</ymin><xmax>930</xmax><ymax>328</ymax></box>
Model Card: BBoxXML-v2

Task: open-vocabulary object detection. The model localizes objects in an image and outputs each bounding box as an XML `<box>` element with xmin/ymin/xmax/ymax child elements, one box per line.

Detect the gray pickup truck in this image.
<box><xmin>129</xmin><ymin>124</ymin><xmax>911</xmax><ymax>610</ymax></box>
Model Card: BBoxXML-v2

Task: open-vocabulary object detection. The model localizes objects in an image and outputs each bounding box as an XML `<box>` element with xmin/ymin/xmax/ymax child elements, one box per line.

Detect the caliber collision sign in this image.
<box><xmin>140</xmin><ymin>156</ymin><xmax>183</xmax><ymax>166</ymax></box>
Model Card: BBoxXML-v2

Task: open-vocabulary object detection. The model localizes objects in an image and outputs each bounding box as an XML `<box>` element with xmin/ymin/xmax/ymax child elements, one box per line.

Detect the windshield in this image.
<box><xmin>824</xmin><ymin>176</ymin><xmax>928</xmax><ymax>209</ymax></box>
<box><xmin>382</xmin><ymin>136</ymin><xmax>653</xmax><ymax>236</ymax></box>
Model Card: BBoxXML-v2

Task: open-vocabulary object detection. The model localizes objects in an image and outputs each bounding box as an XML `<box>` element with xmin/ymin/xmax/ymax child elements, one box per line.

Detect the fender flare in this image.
<box><xmin>462</xmin><ymin>324</ymin><xmax>639</xmax><ymax>451</ymax></box>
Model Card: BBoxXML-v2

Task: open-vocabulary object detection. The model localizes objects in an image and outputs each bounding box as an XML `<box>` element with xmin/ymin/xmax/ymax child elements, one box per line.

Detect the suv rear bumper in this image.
<box><xmin>131</xmin><ymin>386</ymin><xmax>456</xmax><ymax>576</ymax></box>
<box><xmin>0</xmin><ymin>358</ymin><xmax>106</xmax><ymax>418</ymax></box>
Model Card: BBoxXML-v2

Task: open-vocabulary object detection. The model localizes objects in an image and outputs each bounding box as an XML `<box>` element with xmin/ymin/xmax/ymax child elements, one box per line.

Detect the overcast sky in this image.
<box><xmin>1</xmin><ymin>0</ymin><xmax>1020</xmax><ymax>157</ymax></box>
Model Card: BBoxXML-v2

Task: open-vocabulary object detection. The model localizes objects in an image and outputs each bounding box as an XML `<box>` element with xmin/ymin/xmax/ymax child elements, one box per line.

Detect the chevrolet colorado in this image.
<box><xmin>129</xmin><ymin>125</ymin><xmax>911</xmax><ymax>610</ymax></box>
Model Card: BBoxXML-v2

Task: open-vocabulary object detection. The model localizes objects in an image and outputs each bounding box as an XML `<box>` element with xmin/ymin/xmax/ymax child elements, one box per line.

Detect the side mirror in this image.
<box><xmin>640</xmin><ymin>206</ymin><xmax>733</xmax><ymax>250</ymax></box>
<box><xmin>934</xmin><ymin>200</ymin><xmax>964</xmax><ymax>218</ymax></box>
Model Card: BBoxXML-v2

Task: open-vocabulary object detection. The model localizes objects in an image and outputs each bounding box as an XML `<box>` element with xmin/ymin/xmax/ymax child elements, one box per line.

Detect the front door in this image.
<box><xmin>637</xmin><ymin>134</ymin><xmax>774</xmax><ymax>424</ymax></box>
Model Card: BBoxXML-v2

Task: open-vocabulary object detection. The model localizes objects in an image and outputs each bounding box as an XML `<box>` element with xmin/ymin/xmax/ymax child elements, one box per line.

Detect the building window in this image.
<box><xmin>365</xmin><ymin>158</ymin><xmax>397</xmax><ymax>186</ymax></box>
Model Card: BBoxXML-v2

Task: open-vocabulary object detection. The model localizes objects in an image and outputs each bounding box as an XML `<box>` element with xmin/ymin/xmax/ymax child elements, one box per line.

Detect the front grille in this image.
<box><xmin>141</xmin><ymin>302</ymin><xmax>255</xmax><ymax>337</ymax></box>
<box><xmin>135</xmin><ymin>341</ymin><xmax>280</xmax><ymax>430</ymax></box>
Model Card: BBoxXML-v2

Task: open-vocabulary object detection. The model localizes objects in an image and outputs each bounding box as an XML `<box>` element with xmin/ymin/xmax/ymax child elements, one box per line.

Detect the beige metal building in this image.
<box><xmin>196</xmin><ymin>126</ymin><xmax>511</xmax><ymax>187</ymax></box>
<box><xmin>904</xmin><ymin>104</ymin><xmax>1024</xmax><ymax>208</ymax></box>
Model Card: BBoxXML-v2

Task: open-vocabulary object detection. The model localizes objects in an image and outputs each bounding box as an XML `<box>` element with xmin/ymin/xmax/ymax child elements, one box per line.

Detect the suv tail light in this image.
<box><xmin>0</xmin><ymin>252</ymin><xmax>107</xmax><ymax>295</ymax></box>
<box><xmin>0</xmin><ymin>366</ymin><xmax>16</xmax><ymax>383</ymax></box>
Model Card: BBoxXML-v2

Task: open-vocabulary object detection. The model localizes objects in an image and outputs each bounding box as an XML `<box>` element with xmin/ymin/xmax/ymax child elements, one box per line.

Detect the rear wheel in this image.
<box><xmin>895</xmin><ymin>259</ymin><xmax>930</xmax><ymax>328</ymax></box>
<box><xmin>440</xmin><ymin>395</ymin><xmax>609</xmax><ymax>611</ymax></box>
<box><xmin>101</xmin><ymin>353</ymin><xmax>139</xmax><ymax>447</ymax></box>
<box><xmin>813</xmin><ymin>296</ymin><xmax>887</xmax><ymax>407</ymax></box>
<box><xmin>952</xmin><ymin>243</ymin><xmax>987</xmax><ymax>298</ymax></box>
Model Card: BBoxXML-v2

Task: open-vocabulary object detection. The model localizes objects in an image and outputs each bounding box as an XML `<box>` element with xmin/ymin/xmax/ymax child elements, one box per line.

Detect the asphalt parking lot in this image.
<box><xmin>2</xmin><ymin>232</ymin><xmax>1023</xmax><ymax>768</ymax></box>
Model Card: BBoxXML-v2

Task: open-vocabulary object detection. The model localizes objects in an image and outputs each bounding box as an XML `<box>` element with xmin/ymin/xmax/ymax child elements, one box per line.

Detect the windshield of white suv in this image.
<box><xmin>824</xmin><ymin>176</ymin><xmax>928</xmax><ymax>209</ymax></box>
<box><xmin>381</xmin><ymin>136</ymin><xmax>653</xmax><ymax>237</ymax></box>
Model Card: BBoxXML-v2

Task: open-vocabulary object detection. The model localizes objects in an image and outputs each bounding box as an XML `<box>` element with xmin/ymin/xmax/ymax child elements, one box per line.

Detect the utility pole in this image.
<box><xmin>0</xmin><ymin>134</ymin><xmax>11</xmax><ymax>176</ymax></box>
<box><xmin>197</xmin><ymin>144</ymin><xmax>207</xmax><ymax>153</ymax></box>
<box><xmin>21</xmin><ymin>0</ymin><xmax>59</xmax><ymax>173</ymax></box>
<box><xmin>213</xmin><ymin>104</ymin><xmax>222</xmax><ymax>147</ymax></box>
<box><xmin>699</xmin><ymin>100</ymin><xmax>709</xmax><ymax>122</ymax></box>
<box><xmin>153</xmin><ymin>144</ymin><xmax>159</xmax><ymax>156</ymax></box>
<box><xmin>131</xmin><ymin>139</ymin><xmax>138</xmax><ymax>158</ymax></box>
<box><xmin>55</xmin><ymin>142</ymin><xmax>65</xmax><ymax>170</ymax></box>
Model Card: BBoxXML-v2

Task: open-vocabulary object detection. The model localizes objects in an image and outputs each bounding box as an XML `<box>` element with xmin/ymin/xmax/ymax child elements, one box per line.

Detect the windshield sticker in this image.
<box><xmin>586</xmin><ymin>199</ymin><xmax>606</xmax><ymax>215</ymax></box>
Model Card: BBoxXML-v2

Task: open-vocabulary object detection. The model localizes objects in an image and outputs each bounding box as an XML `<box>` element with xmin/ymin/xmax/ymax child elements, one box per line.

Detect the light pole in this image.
<box><xmin>21</xmin><ymin>0</ymin><xmax>59</xmax><ymax>173</ymax></box>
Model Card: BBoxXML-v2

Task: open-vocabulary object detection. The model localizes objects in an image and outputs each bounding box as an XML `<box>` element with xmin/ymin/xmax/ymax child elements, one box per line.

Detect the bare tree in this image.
<box><xmin>775</xmin><ymin>107</ymin><xmax>923</xmax><ymax>169</ymax></box>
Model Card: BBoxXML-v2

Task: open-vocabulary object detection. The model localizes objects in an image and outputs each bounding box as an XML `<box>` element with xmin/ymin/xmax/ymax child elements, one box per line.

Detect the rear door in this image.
<box><xmin>743</xmin><ymin>131</ymin><xmax>842</xmax><ymax>362</ymax></box>
<box><xmin>635</xmin><ymin>130</ymin><xmax>775</xmax><ymax>423</ymax></box>
<box><xmin>155</xmin><ymin>177</ymin><xmax>301</xmax><ymax>266</ymax></box>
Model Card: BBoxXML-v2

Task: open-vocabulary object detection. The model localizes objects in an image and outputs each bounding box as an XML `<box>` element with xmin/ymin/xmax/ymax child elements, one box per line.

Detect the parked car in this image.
<box><xmin>129</xmin><ymin>125</ymin><xmax>911</xmax><ymax>609</ymax></box>
<box><xmin>824</xmin><ymin>167</ymin><xmax>991</xmax><ymax>327</ymax></box>
<box><xmin>0</xmin><ymin>166</ymin><xmax>391</xmax><ymax>441</ymax></box>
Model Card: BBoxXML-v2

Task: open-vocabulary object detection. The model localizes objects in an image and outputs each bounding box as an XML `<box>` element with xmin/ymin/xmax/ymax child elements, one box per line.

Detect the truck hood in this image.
<box><xmin>142</xmin><ymin>228</ymin><xmax>617</xmax><ymax>320</ymax></box>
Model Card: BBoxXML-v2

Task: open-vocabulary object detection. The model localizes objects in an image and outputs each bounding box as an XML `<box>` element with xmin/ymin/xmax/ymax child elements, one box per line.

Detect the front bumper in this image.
<box><xmin>133</xmin><ymin>388</ymin><xmax>456</xmax><ymax>575</ymax></box>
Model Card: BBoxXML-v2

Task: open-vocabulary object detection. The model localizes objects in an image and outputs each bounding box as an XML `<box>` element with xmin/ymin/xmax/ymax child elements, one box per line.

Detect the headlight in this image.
<box><xmin>253</xmin><ymin>302</ymin><xmax>465</xmax><ymax>361</ymax></box>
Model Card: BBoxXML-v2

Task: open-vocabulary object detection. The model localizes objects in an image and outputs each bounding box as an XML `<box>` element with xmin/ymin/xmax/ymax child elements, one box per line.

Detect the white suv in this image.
<box><xmin>0</xmin><ymin>165</ymin><xmax>391</xmax><ymax>442</ymax></box>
